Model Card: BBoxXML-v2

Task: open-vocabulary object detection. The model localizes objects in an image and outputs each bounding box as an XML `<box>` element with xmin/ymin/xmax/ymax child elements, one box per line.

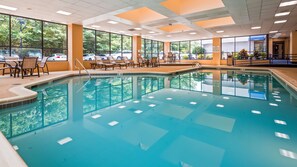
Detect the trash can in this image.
<box><xmin>227</xmin><ymin>55</ymin><xmax>233</xmax><ymax>66</ymax></box>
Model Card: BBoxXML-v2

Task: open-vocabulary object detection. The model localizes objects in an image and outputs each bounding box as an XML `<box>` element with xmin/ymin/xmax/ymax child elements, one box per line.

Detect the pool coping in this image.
<box><xmin>0</xmin><ymin>65</ymin><xmax>297</xmax><ymax>167</ymax></box>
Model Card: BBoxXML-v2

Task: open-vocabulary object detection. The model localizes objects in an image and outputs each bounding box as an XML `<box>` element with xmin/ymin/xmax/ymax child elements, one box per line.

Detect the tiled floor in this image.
<box><xmin>1</xmin><ymin>65</ymin><xmax>297</xmax><ymax>102</ymax></box>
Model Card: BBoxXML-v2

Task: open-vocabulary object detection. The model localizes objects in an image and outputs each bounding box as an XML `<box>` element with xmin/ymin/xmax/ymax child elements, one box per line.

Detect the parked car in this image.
<box><xmin>0</xmin><ymin>50</ymin><xmax>19</xmax><ymax>61</ymax></box>
<box><xmin>83</xmin><ymin>53</ymin><xmax>95</xmax><ymax>61</ymax></box>
<box><xmin>111</xmin><ymin>51</ymin><xmax>132</xmax><ymax>60</ymax></box>
<box><xmin>48</xmin><ymin>53</ymin><xmax>67</xmax><ymax>61</ymax></box>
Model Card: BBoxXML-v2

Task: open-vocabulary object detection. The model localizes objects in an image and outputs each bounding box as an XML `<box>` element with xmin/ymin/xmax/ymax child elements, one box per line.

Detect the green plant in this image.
<box><xmin>238</xmin><ymin>49</ymin><xmax>248</xmax><ymax>59</ymax></box>
<box><xmin>192</xmin><ymin>46</ymin><xmax>205</xmax><ymax>55</ymax></box>
<box><xmin>182</xmin><ymin>55</ymin><xmax>189</xmax><ymax>60</ymax></box>
<box><xmin>197</xmin><ymin>54</ymin><xmax>204</xmax><ymax>59</ymax></box>
<box><xmin>233</xmin><ymin>52</ymin><xmax>239</xmax><ymax>60</ymax></box>
<box><xmin>260</xmin><ymin>52</ymin><xmax>267</xmax><ymax>59</ymax></box>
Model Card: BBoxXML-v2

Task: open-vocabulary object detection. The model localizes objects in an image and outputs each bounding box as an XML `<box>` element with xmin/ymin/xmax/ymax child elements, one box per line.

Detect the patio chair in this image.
<box><xmin>4</xmin><ymin>57</ymin><xmax>19</xmax><ymax>77</ymax></box>
<box><xmin>136</xmin><ymin>56</ymin><xmax>146</xmax><ymax>67</ymax></box>
<box><xmin>95</xmin><ymin>56</ymin><xmax>114</xmax><ymax>70</ymax></box>
<box><xmin>123</xmin><ymin>56</ymin><xmax>135</xmax><ymax>67</ymax></box>
<box><xmin>17</xmin><ymin>57</ymin><xmax>40</xmax><ymax>79</ymax></box>
<box><xmin>151</xmin><ymin>57</ymin><xmax>160</xmax><ymax>67</ymax></box>
<box><xmin>107</xmin><ymin>56</ymin><xmax>127</xmax><ymax>69</ymax></box>
<box><xmin>39</xmin><ymin>57</ymin><xmax>49</xmax><ymax>75</ymax></box>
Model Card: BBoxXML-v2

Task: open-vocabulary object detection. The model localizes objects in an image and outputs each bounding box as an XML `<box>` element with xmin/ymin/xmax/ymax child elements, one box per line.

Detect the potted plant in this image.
<box><xmin>238</xmin><ymin>49</ymin><xmax>248</xmax><ymax>59</ymax></box>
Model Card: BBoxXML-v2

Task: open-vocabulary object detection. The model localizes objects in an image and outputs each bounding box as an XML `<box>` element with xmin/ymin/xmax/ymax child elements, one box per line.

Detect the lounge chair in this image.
<box><xmin>123</xmin><ymin>56</ymin><xmax>135</xmax><ymax>67</ymax></box>
<box><xmin>95</xmin><ymin>56</ymin><xmax>114</xmax><ymax>70</ymax></box>
<box><xmin>136</xmin><ymin>56</ymin><xmax>146</xmax><ymax>67</ymax></box>
<box><xmin>151</xmin><ymin>57</ymin><xmax>160</xmax><ymax>67</ymax></box>
<box><xmin>107</xmin><ymin>56</ymin><xmax>127</xmax><ymax>69</ymax></box>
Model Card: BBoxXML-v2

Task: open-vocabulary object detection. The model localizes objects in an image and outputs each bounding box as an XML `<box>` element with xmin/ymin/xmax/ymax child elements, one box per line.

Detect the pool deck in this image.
<box><xmin>1</xmin><ymin>65</ymin><xmax>297</xmax><ymax>167</ymax></box>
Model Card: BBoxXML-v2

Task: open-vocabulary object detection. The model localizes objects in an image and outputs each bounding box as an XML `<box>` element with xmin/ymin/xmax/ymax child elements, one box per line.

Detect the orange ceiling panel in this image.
<box><xmin>195</xmin><ymin>16</ymin><xmax>235</xmax><ymax>28</ymax></box>
<box><xmin>159</xmin><ymin>24</ymin><xmax>193</xmax><ymax>33</ymax></box>
<box><xmin>116</xmin><ymin>7</ymin><xmax>167</xmax><ymax>24</ymax></box>
<box><xmin>160</xmin><ymin>0</ymin><xmax>225</xmax><ymax>15</ymax></box>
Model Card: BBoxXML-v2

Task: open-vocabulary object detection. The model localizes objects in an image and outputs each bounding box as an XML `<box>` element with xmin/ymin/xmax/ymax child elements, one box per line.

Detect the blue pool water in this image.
<box><xmin>1</xmin><ymin>70</ymin><xmax>297</xmax><ymax>167</ymax></box>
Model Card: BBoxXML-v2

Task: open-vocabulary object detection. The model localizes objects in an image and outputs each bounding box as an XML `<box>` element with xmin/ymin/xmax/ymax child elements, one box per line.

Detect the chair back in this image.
<box><xmin>22</xmin><ymin>57</ymin><xmax>38</xmax><ymax>69</ymax></box>
<box><xmin>123</xmin><ymin>56</ymin><xmax>130</xmax><ymax>63</ymax></box>
<box><xmin>108</xmin><ymin>56</ymin><xmax>116</xmax><ymax>64</ymax></box>
<box><xmin>40</xmin><ymin>57</ymin><xmax>48</xmax><ymax>67</ymax></box>
<box><xmin>5</xmin><ymin>57</ymin><xmax>18</xmax><ymax>67</ymax></box>
<box><xmin>95</xmin><ymin>56</ymin><xmax>103</xmax><ymax>64</ymax></box>
<box><xmin>151</xmin><ymin>57</ymin><xmax>158</xmax><ymax>63</ymax></box>
<box><xmin>138</xmin><ymin>56</ymin><xmax>144</xmax><ymax>63</ymax></box>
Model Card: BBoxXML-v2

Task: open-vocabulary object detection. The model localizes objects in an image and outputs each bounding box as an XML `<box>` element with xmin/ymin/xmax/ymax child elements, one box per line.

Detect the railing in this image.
<box><xmin>74</xmin><ymin>58</ymin><xmax>91</xmax><ymax>79</ymax></box>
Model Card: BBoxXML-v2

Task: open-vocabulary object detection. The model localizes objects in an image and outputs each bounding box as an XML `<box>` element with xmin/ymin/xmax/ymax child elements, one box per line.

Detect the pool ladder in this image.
<box><xmin>74</xmin><ymin>58</ymin><xmax>91</xmax><ymax>79</ymax></box>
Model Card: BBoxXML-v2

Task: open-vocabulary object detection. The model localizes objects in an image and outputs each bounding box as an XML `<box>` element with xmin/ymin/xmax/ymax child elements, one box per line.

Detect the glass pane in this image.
<box><xmin>141</xmin><ymin>38</ymin><xmax>145</xmax><ymax>57</ymax></box>
<box><xmin>190</xmin><ymin>40</ymin><xmax>202</xmax><ymax>60</ymax></box>
<box><xmin>145</xmin><ymin>39</ymin><xmax>152</xmax><ymax>58</ymax></box>
<box><xmin>235</xmin><ymin>36</ymin><xmax>250</xmax><ymax>52</ymax></box>
<box><xmin>250</xmin><ymin>35</ymin><xmax>266</xmax><ymax>53</ymax></box>
<box><xmin>0</xmin><ymin>14</ymin><xmax>10</xmax><ymax>47</ymax></box>
<box><xmin>11</xmin><ymin>48</ymin><xmax>42</xmax><ymax>59</ymax></box>
<box><xmin>111</xmin><ymin>33</ymin><xmax>121</xmax><ymax>59</ymax></box>
<box><xmin>180</xmin><ymin>41</ymin><xmax>189</xmax><ymax>60</ymax></box>
<box><xmin>43</xmin><ymin>22</ymin><xmax>67</xmax><ymax>49</ymax></box>
<box><xmin>96</xmin><ymin>31</ymin><xmax>110</xmax><ymax>56</ymax></box>
<box><xmin>83</xmin><ymin>28</ymin><xmax>95</xmax><ymax>56</ymax></box>
<box><xmin>44</xmin><ymin>49</ymin><xmax>67</xmax><ymax>61</ymax></box>
<box><xmin>152</xmin><ymin>40</ymin><xmax>158</xmax><ymax>55</ymax></box>
<box><xmin>222</xmin><ymin>38</ymin><xmax>235</xmax><ymax>60</ymax></box>
<box><xmin>202</xmin><ymin>39</ymin><xmax>213</xmax><ymax>59</ymax></box>
<box><xmin>122</xmin><ymin>35</ymin><xmax>132</xmax><ymax>59</ymax></box>
<box><xmin>158</xmin><ymin>42</ymin><xmax>164</xmax><ymax>59</ymax></box>
<box><xmin>11</xmin><ymin>16</ymin><xmax>42</xmax><ymax>49</ymax></box>
<box><xmin>170</xmin><ymin>42</ymin><xmax>179</xmax><ymax>54</ymax></box>
<box><xmin>0</xmin><ymin>47</ymin><xmax>10</xmax><ymax>61</ymax></box>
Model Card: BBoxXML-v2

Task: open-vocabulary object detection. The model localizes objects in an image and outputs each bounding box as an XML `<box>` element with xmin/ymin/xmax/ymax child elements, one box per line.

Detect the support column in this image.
<box><xmin>212</xmin><ymin>37</ymin><xmax>221</xmax><ymax>65</ymax></box>
<box><xmin>290</xmin><ymin>31</ymin><xmax>297</xmax><ymax>63</ymax></box>
<box><xmin>68</xmin><ymin>24</ymin><xmax>83</xmax><ymax>71</ymax></box>
<box><xmin>164</xmin><ymin>42</ymin><xmax>170</xmax><ymax>55</ymax></box>
<box><xmin>133</xmin><ymin>36</ymin><xmax>142</xmax><ymax>62</ymax></box>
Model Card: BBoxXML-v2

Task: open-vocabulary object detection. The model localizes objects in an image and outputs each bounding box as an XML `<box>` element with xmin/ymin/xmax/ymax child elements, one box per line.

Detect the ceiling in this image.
<box><xmin>0</xmin><ymin>0</ymin><xmax>297</xmax><ymax>42</ymax></box>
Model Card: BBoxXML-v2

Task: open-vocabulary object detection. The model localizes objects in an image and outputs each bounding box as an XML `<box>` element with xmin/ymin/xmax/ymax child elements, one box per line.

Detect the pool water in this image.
<box><xmin>1</xmin><ymin>70</ymin><xmax>297</xmax><ymax>167</ymax></box>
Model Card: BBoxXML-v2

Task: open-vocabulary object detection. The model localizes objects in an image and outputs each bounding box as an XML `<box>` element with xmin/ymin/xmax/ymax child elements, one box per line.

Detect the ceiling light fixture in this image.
<box><xmin>189</xmin><ymin>32</ymin><xmax>197</xmax><ymax>35</ymax></box>
<box><xmin>274</xmin><ymin>20</ymin><xmax>287</xmax><ymax>24</ymax></box>
<box><xmin>134</xmin><ymin>27</ymin><xmax>142</xmax><ymax>30</ymax></box>
<box><xmin>216</xmin><ymin>30</ymin><xmax>224</xmax><ymax>33</ymax></box>
<box><xmin>275</xmin><ymin>12</ymin><xmax>290</xmax><ymax>17</ymax></box>
<box><xmin>91</xmin><ymin>25</ymin><xmax>100</xmax><ymax>28</ymax></box>
<box><xmin>108</xmin><ymin>21</ymin><xmax>118</xmax><ymax>24</ymax></box>
<box><xmin>269</xmin><ymin>31</ymin><xmax>278</xmax><ymax>33</ymax></box>
<box><xmin>56</xmin><ymin>10</ymin><xmax>72</xmax><ymax>16</ymax></box>
<box><xmin>149</xmin><ymin>31</ymin><xmax>155</xmax><ymax>34</ymax></box>
<box><xmin>280</xmin><ymin>0</ymin><xmax>297</xmax><ymax>7</ymax></box>
<box><xmin>0</xmin><ymin>4</ymin><xmax>17</xmax><ymax>11</ymax></box>
<box><xmin>251</xmin><ymin>26</ymin><xmax>261</xmax><ymax>29</ymax></box>
<box><xmin>166</xmin><ymin>35</ymin><xmax>172</xmax><ymax>37</ymax></box>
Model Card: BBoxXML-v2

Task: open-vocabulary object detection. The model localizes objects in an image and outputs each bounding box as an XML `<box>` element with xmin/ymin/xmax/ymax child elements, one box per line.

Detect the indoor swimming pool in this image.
<box><xmin>0</xmin><ymin>70</ymin><xmax>297</xmax><ymax>167</ymax></box>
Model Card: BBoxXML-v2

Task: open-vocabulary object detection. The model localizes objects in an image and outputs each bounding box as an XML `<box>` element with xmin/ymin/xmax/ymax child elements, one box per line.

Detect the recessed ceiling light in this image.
<box><xmin>56</xmin><ymin>10</ymin><xmax>72</xmax><ymax>16</ymax></box>
<box><xmin>251</xmin><ymin>26</ymin><xmax>261</xmax><ymax>29</ymax></box>
<box><xmin>166</xmin><ymin>35</ymin><xmax>172</xmax><ymax>37</ymax></box>
<box><xmin>280</xmin><ymin>0</ymin><xmax>297</xmax><ymax>7</ymax></box>
<box><xmin>119</xmin><ymin>31</ymin><xmax>125</xmax><ymax>33</ymax></box>
<box><xmin>91</xmin><ymin>25</ymin><xmax>100</xmax><ymax>28</ymax></box>
<box><xmin>274</xmin><ymin>20</ymin><xmax>287</xmax><ymax>24</ymax></box>
<box><xmin>216</xmin><ymin>30</ymin><xmax>224</xmax><ymax>33</ymax></box>
<box><xmin>134</xmin><ymin>27</ymin><xmax>142</xmax><ymax>30</ymax></box>
<box><xmin>108</xmin><ymin>21</ymin><xmax>118</xmax><ymax>24</ymax></box>
<box><xmin>275</xmin><ymin>12</ymin><xmax>290</xmax><ymax>17</ymax></box>
<box><xmin>189</xmin><ymin>32</ymin><xmax>197</xmax><ymax>35</ymax></box>
<box><xmin>133</xmin><ymin>33</ymin><xmax>139</xmax><ymax>36</ymax></box>
<box><xmin>223</xmin><ymin>35</ymin><xmax>230</xmax><ymax>37</ymax></box>
<box><xmin>269</xmin><ymin>30</ymin><xmax>278</xmax><ymax>33</ymax></box>
<box><xmin>0</xmin><ymin>4</ymin><xmax>17</xmax><ymax>11</ymax></box>
<box><xmin>149</xmin><ymin>31</ymin><xmax>155</xmax><ymax>34</ymax></box>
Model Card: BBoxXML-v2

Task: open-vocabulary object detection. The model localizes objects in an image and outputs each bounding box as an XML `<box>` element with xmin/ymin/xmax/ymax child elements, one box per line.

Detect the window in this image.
<box><xmin>96</xmin><ymin>31</ymin><xmax>110</xmax><ymax>56</ymax></box>
<box><xmin>0</xmin><ymin>13</ymin><xmax>68</xmax><ymax>61</ymax></box>
<box><xmin>141</xmin><ymin>38</ymin><xmax>164</xmax><ymax>59</ymax></box>
<box><xmin>111</xmin><ymin>33</ymin><xmax>121</xmax><ymax>59</ymax></box>
<box><xmin>221</xmin><ymin>35</ymin><xmax>267</xmax><ymax>59</ymax></box>
<box><xmin>145</xmin><ymin>39</ymin><xmax>152</xmax><ymax>58</ymax></box>
<box><xmin>83</xmin><ymin>29</ymin><xmax>95</xmax><ymax>54</ymax></box>
<box><xmin>122</xmin><ymin>35</ymin><xmax>132</xmax><ymax>59</ymax></box>
<box><xmin>221</xmin><ymin>38</ymin><xmax>235</xmax><ymax>60</ymax></box>
<box><xmin>11</xmin><ymin>16</ymin><xmax>42</xmax><ymax>59</ymax></box>
<box><xmin>152</xmin><ymin>40</ymin><xmax>158</xmax><ymax>57</ymax></box>
<box><xmin>158</xmin><ymin>42</ymin><xmax>164</xmax><ymax>59</ymax></box>
<box><xmin>202</xmin><ymin>39</ymin><xmax>213</xmax><ymax>59</ymax></box>
<box><xmin>43</xmin><ymin>22</ymin><xmax>67</xmax><ymax>61</ymax></box>
<box><xmin>0</xmin><ymin>14</ymin><xmax>10</xmax><ymax>61</ymax></box>
<box><xmin>180</xmin><ymin>41</ymin><xmax>189</xmax><ymax>60</ymax></box>
<box><xmin>170</xmin><ymin>39</ymin><xmax>213</xmax><ymax>60</ymax></box>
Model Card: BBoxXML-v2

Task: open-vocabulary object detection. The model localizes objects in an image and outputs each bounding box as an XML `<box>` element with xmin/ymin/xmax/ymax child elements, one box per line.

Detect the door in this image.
<box><xmin>273</xmin><ymin>41</ymin><xmax>285</xmax><ymax>59</ymax></box>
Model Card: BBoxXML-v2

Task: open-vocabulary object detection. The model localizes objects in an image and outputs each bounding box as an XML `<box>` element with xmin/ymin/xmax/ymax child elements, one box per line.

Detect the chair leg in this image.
<box><xmin>37</xmin><ymin>67</ymin><xmax>40</xmax><ymax>77</ymax></box>
<box><xmin>22</xmin><ymin>70</ymin><xmax>24</xmax><ymax>79</ymax></box>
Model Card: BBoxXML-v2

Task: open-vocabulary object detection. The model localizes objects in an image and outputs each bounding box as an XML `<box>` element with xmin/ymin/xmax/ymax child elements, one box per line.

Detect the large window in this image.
<box><xmin>83</xmin><ymin>29</ymin><xmax>132</xmax><ymax>60</ymax></box>
<box><xmin>0</xmin><ymin>13</ymin><xmax>68</xmax><ymax>61</ymax></box>
<box><xmin>141</xmin><ymin>38</ymin><xmax>164</xmax><ymax>59</ymax></box>
<box><xmin>43</xmin><ymin>22</ymin><xmax>67</xmax><ymax>61</ymax></box>
<box><xmin>221</xmin><ymin>35</ymin><xmax>267</xmax><ymax>59</ymax></box>
<box><xmin>170</xmin><ymin>39</ymin><xmax>213</xmax><ymax>60</ymax></box>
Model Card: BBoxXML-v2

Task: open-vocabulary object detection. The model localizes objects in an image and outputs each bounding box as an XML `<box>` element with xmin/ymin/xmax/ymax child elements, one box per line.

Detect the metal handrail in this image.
<box><xmin>74</xmin><ymin>58</ymin><xmax>91</xmax><ymax>79</ymax></box>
